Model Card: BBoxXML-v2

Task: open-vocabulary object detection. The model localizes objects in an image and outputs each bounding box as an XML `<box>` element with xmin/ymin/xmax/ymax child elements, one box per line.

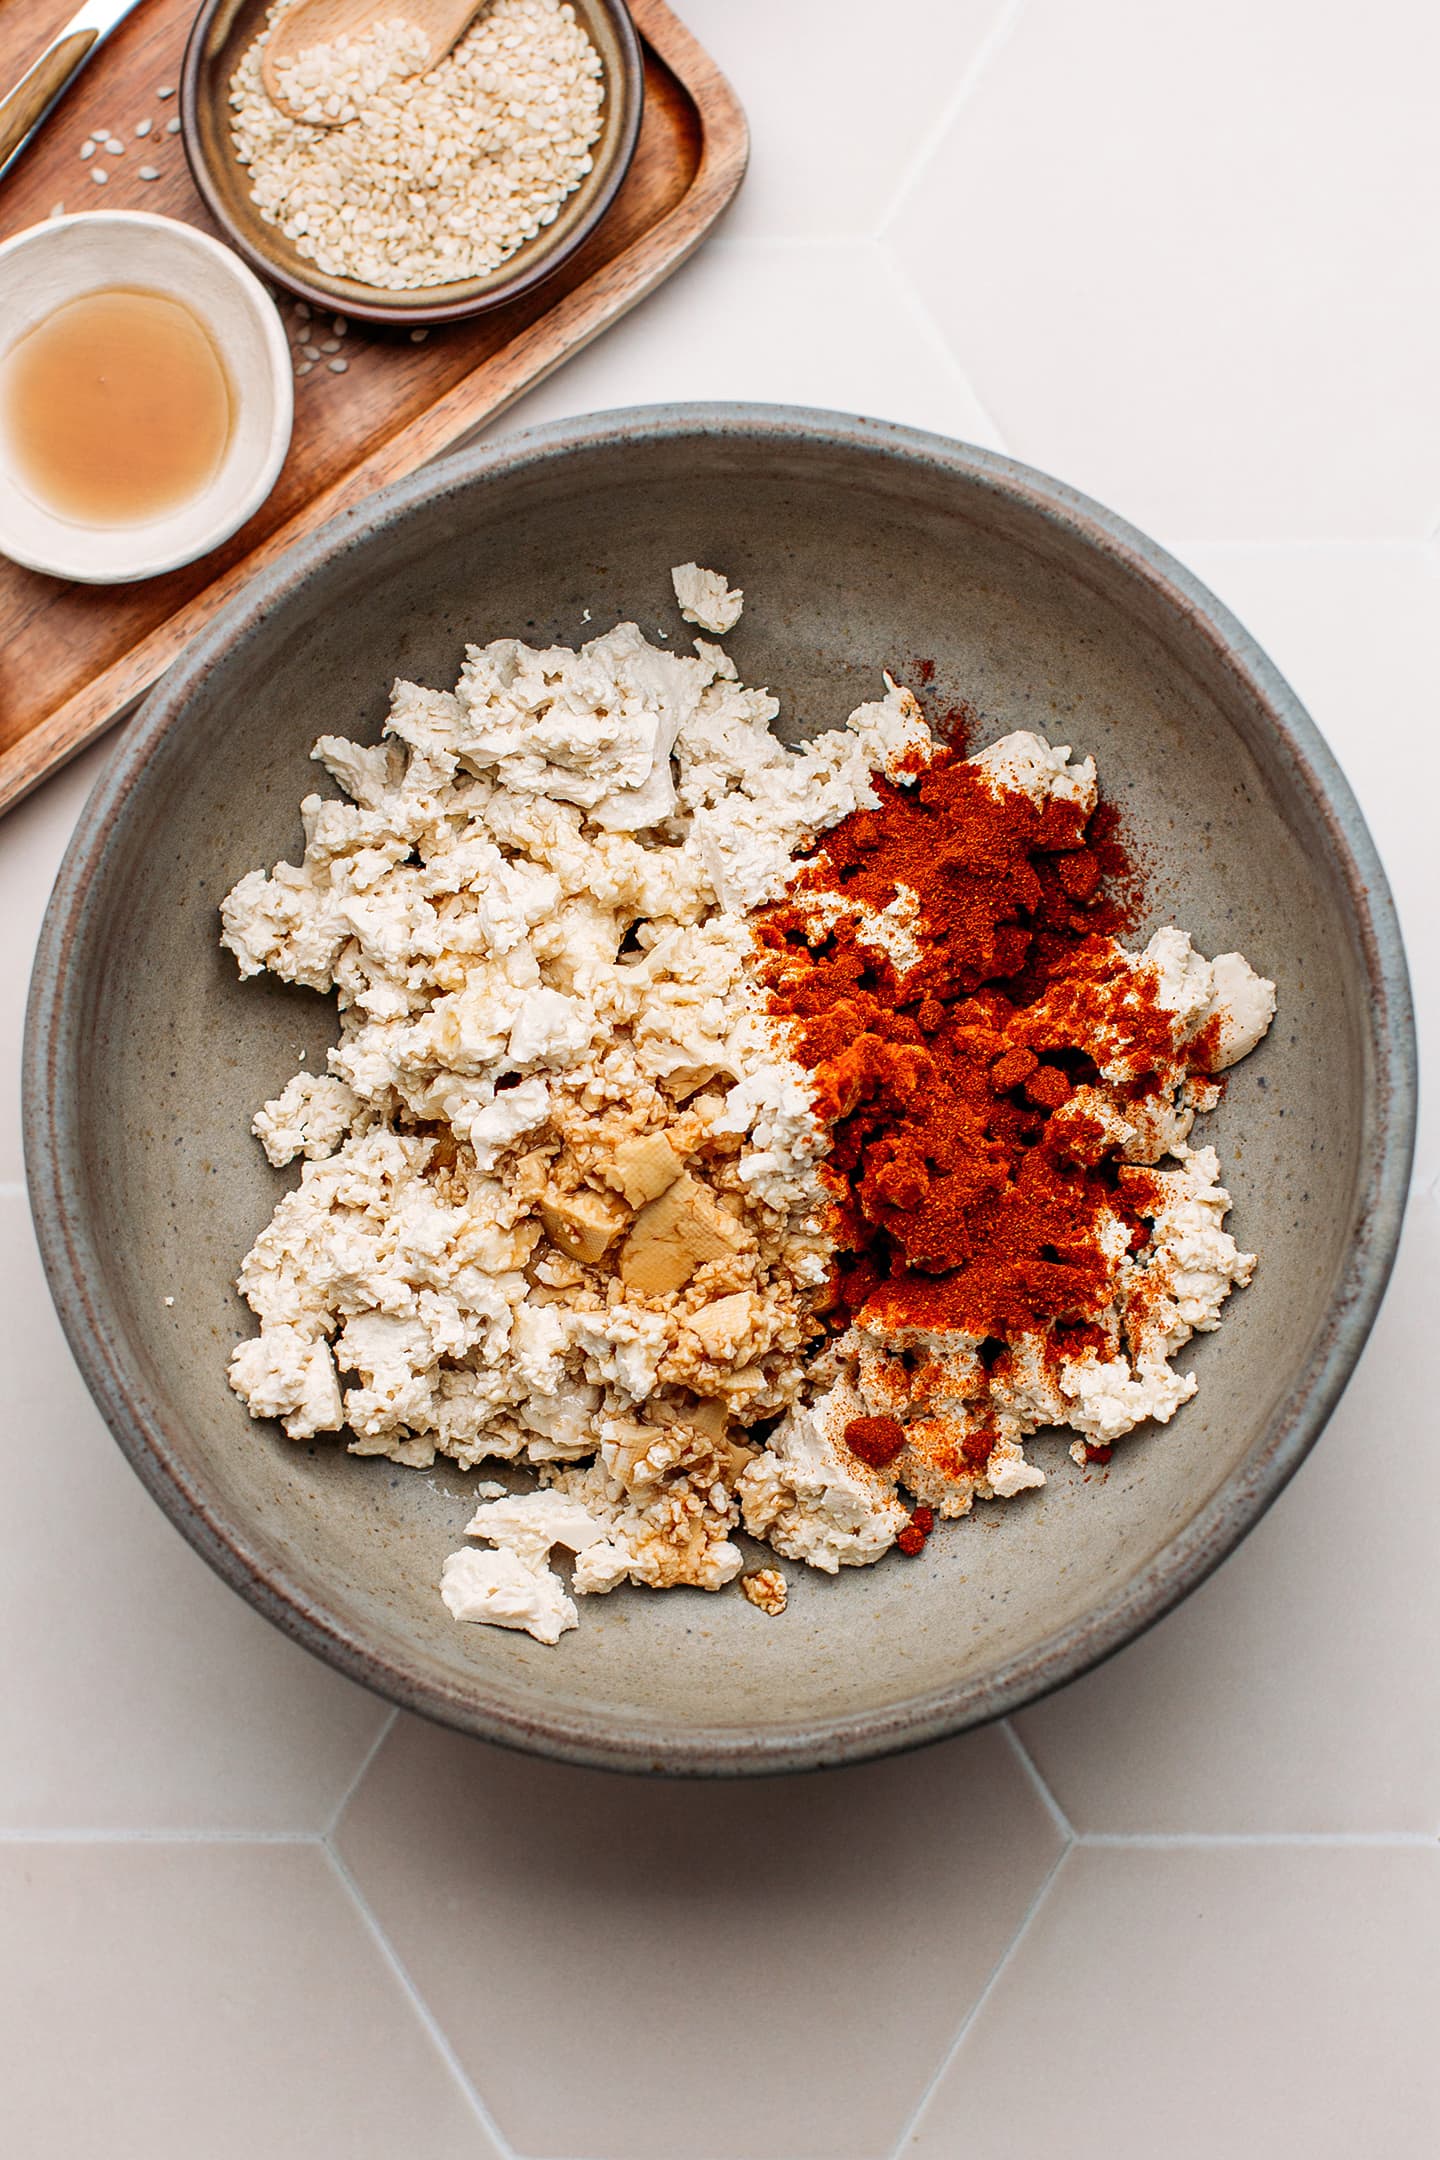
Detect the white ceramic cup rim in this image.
<box><xmin>0</xmin><ymin>210</ymin><xmax>294</xmax><ymax>584</ymax></box>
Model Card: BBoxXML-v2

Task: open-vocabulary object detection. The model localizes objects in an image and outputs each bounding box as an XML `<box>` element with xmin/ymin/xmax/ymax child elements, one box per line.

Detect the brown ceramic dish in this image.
<box><xmin>181</xmin><ymin>0</ymin><xmax>644</xmax><ymax>326</ymax></box>
<box><xmin>24</xmin><ymin>408</ymin><xmax>1415</xmax><ymax>1775</ymax></box>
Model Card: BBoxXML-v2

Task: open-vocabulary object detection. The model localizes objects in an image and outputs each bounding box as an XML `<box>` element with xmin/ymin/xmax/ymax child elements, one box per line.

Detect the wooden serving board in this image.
<box><xmin>0</xmin><ymin>0</ymin><xmax>746</xmax><ymax>815</ymax></box>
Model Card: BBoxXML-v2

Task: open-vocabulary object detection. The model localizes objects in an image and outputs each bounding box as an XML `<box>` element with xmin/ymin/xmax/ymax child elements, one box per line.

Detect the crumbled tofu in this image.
<box><xmin>252</xmin><ymin>1072</ymin><xmax>358</xmax><ymax>1166</ymax></box>
<box><xmin>671</xmin><ymin>562</ymin><xmax>744</xmax><ymax>635</ymax></box>
<box><xmin>440</xmin><ymin>1546</ymin><xmax>578</xmax><ymax>1644</ymax></box>
<box><xmin>223</xmin><ymin>564</ymin><xmax>1274</xmax><ymax>1646</ymax></box>
<box><xmin>462</xmin><ymin>1489</ymin><xmax>608</xmax><ymax>1571</ymax></box>
<box><xmin>741</xmin><ymin>1567</ymin><xmax>787</xmax><ymax>1616</ymax></box>
<box><xmin>738</xmin><ymin>1385</ymin><xmax>910</xmax><ymax>1572</ymax></box>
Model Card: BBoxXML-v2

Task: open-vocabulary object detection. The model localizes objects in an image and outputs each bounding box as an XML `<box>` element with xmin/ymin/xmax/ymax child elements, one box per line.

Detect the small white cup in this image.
<box><xmin>0</xmin><ymin>211</ymin><xmax>293</xmax><ymax>584</ymax></box>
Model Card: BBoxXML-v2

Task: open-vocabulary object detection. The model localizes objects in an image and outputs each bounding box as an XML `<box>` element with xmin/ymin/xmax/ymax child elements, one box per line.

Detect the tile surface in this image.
<box><xmin>1013</xmin><ymin>1195</ymin><xmax>1440</xmax><ymax>1834</ymax></box>
<box><xmin>670</xmin><ymin>0</ymin><xmax>1011</xmax><ymax>240</ymax></box>
<box><xmin>5</xmin><ymin>1</ymin><xmax>1439</xmax><ymax>2153</ymax></box>
<box><xmin>890</xmin><ymin>0</ymin><xmax>1440</xmax><ymax>542</ymax></box>
<box><xmin>0</xmin><ymin>1199</ymin><xmax>388</xmax><ymax>1831</ymax></box>
<box><xmin>907</xmin><ymin>1844</ymin><xmax>1440</xmax><ymax>2158</ymax></box>
<box><xmin>336</xmin><ymin>1717</ymin><xmax>1063</xmax><ymax>2160</ymax></box>
<box><xmin>1175</xmin><ymin>542</ymin><xmax>1440</xmax><ymax>1185</ymax></box>
<box><xmin>490</xmin><ymin>236</ymin><xmax>1003</xmax><ymax>450</ymax></box>
<box><xmin>0</xmin><ymin>1842</ymin><xmax>494</xmax><ymax>2159</ymax></box>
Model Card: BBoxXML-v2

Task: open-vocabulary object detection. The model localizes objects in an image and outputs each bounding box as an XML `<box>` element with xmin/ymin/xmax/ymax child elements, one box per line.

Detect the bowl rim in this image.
<box><xmin>0</xmin><ymin>209</ymin><xmax>294</xmax><ymax>584</ymax></box>
<box><xmin>179</xmin><ymin>0</ymin><xmax>646</xmax><ymax>327</ymax></box>
<box><xmin>24</xmin><ymin>403</ymin><xmax>1418</xmax><ymax>1776</ymax></box>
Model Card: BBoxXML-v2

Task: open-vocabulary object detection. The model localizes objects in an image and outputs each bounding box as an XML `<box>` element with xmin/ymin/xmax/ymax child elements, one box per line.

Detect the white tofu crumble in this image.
<box><xmin>222</xmin><ymin>566</ymin><xmax>1276</xmax><ymax>1643</ymax></box>
<box><xmin>671</xmin><ymin>562</ymin><xmax>744</xmax><ymax>636</ymax></box>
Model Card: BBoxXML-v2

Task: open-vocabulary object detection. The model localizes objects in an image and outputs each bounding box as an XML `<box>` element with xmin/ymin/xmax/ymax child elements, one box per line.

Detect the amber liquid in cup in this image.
<box><xmin>1</xmin><ymin>287</ymin><xmax>232</xmax><ymax>526</ymax></box>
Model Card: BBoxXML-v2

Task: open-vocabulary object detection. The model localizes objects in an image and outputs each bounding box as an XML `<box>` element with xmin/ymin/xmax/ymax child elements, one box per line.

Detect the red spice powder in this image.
<box><xmin>896</xmin><ymin>1505</ymin><xmax>935</xmax><ymax>1557</ymax></box>
<box><xmin>843</xmin><ymin>1414</ymin><xmax>908</xmax><ymax>1468</ymax></box>
<box><xmin>757</xmin><ymin>747</ymin><xmax>1197</xmax><ymax>1353</ymax></box>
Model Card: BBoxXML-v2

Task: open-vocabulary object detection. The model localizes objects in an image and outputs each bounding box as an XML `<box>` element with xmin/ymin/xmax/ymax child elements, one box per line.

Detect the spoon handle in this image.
<box><xmin>0</xmin><ymin>28</ymin><xmax>100</xmax><ymax>177</ymax></box>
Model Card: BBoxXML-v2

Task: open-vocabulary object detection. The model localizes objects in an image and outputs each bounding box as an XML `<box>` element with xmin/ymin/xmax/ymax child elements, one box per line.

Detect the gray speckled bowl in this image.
<box><xmin>24</xmin><ymin>407</ymin><xmax>1415</xmax><ymax>1775</ymax></box>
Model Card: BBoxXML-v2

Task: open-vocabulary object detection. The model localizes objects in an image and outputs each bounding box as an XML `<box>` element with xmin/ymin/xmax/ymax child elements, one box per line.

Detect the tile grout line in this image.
<box><xmin>886</xmin><ymin>1837</ymin><xmax>1073</xmax><ymax>2159</ymax></box>
<box><xmin>322</xmin><ymin>1836</ymin><xmax>518</xmax><ymax>2160</ymax></box>
<box><xmin>0</xmin><ymin>1827</ymin><xmax>323</xmax><ymax>1844</ymax></box>
<box><xmin>1001</xmin><ymin>1720</ymin><xmax>1074</xmax><ymax>1840</ymax></box>
<box><xmin>879</xmin><ymin>244</ymin><xmax>1013</xmax><ymax>455</ymax></box>
<box><xmin>3</xmin><ymin>1825</ymin><xmax>1427</xmax><ymax>1852</ymax></box>
<box><xmin>325</xmin><ymin>1705</ymin><xmax>399</xmax><ymax>1836</ymax></box>
<box><xmin>1078</xmin><ymin>1830</ymin><xmax>1440</xmax><ymax>1849</ymax></box>
<box><xmin>873</xmin><ymin>0</ymin><xmax>1031</xmax><ymax>240</ymax></box>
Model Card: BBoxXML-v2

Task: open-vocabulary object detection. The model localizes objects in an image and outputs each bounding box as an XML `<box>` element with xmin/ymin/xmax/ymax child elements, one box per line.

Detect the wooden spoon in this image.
<box><xmin>260</xmin><ymin>0</ymin><xmax>488</xmax><ymax>123</ymax></box>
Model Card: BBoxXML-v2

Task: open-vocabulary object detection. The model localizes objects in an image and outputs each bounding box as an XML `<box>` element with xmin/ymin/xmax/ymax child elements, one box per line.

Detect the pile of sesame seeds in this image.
<box><xmin>229</xmin><ymin>0</ymin><xmax>606</xmax><ymax>292</ymax></box>
<box><xmin>272</xmin><ymin>17</ymin><xmax>431</xmax><ymax>127</ymax></box>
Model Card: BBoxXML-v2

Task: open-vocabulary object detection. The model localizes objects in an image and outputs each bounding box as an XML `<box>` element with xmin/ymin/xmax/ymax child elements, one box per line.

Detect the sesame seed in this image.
<box><xmin>105</xmin><ymin>137</ymin><xmax>124</xmax><ymax>154</ymax></box>
<box><xmin>296</xmin><ymin>302</ymin><xmax>311</xmax><ymax>320</ymax></box>
<box><xmin>409</xmin><ymin>326</ymin><xmax>429</xmax><ymax>342</ymax></box>
<box><xmin>296</xmin><ymin>359</ymin><xmax>313</xmax><ymax>375</ymax></box>
<box><xmin>228</xmin><ymin>0</ymin><xmax>603</xmax><ymax>292</ymax></box>
<box><xmin>157</xmin><ymin>84</ymin><xmax>174</xmax><ymax>98</ymax></box>
<box><xmin>166</xmin><ymin>116</ymin><xmax>181</xmax><ymax>134</ymax></box>
<box><xmin>319</xmin><ymin>338</ymin><xmax>340</xmax><ymax>353</ymax></box>
<box><xmin>135</xmin><ymin>118</ymin><xmax>152</xmax><ymax>137</ymax></box>
<box><xmin>331</xmin><ymin>316</ymin><xmax>348</xmax><ymax>335</ymax></box>
<box><xmin>91</xmin><ymin>167</ymin><xmax>108</xmax><ymax>183</ymax></box>
<box><xmin>80</xmin><ymin>141</ymin><xmax>95</xmax><ymax>159</ymax></box>
<box><xmin>139</xmin><ymin>166</ymin><xmax>160</xmax><ymax>181</ymax></box>
<box><xmin>327</xmin><ymin>357</ymin><xmax>348</xmax><ymax>373</ymax></box>
<box><xmin>49</xmin><ymin>202</ymin><xmax>65</xmax><ymax>218</ymax></box>
<box><xmin>90</xmin><ymin>125</ymin><xmax>110</xmax><ymax>139</ymax></box>
<box><xmin>300</xmin><ymin>343</ymin><xmax>320</xmax><ymax>359</ymax></box>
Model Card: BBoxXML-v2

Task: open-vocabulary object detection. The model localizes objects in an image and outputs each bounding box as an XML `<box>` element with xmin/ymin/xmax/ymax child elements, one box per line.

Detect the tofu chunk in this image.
<box><xmin>686</xmin><ymin>1291</ymin><xmax>763</xmax><ymax>1361</ymax></box>
<box><xmin>540</xmin><ymin>1184</ymin><xmax>631</xmax><ymax>1266</ymax></box>
<box><xmin>618</xmin><ymin>1172</ymin><xmax>750</xmax><ymax>1296</ymax></box>
<box><xmin>609</xmin><ymin>1131</ymin><xmax>687</xmax><ymax>1208</ymax></box>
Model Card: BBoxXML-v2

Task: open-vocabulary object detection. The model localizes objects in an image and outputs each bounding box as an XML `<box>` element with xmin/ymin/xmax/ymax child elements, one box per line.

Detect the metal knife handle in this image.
<box><xmin>0</xmin><ymin>28</ymin><xmax>100</xmax><ymax>177</ymax></box>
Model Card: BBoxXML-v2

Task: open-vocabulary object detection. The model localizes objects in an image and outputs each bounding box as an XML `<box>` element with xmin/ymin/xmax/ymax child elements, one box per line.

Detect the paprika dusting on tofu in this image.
<box><xmin>755</xmin><ymin>737</ymin><xmax>1251</xmax><ymax>1498</ymax></box>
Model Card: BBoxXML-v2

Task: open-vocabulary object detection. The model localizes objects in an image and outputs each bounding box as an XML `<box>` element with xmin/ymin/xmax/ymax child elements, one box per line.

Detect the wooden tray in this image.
<box><xmin>0</xmin><ymin>0</ymin><xmax>746</xmax><ymax>815</ymax></box>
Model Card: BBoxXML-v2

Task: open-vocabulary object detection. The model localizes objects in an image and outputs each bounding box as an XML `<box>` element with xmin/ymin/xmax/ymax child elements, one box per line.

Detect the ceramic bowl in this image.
<box><xmin>0</xmin><ymin>210</ymin><xmax>292</xmax><ymax>584</ymax></box>
<box><xmin>181</xmin><ymin>0</ymin><xmax>645</xmax><ymax>328</ymax></box>
<box><xmin>24</xmin><ymin>407</ymin><xmax>1415</xmax><ymax>1774</ymax></box>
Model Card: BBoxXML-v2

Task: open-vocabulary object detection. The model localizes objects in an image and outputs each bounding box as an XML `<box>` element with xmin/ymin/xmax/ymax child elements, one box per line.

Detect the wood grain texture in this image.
<box><xmin>0</xmin><ymin>0</ymin><xmax>746</xmax><ymax>814</ymax></box>
<box><xmin>0</xmin><ymin>26</ymin><xmax>99</xmax><ymax>169</ymax></box>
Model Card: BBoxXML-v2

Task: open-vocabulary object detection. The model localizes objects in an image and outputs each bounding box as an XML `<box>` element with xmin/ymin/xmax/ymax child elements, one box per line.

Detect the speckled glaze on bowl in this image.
<box><xmin>24</xmin><ymin>406</ymin><xmax>1415</xmax><ymax>1776</ymax></box>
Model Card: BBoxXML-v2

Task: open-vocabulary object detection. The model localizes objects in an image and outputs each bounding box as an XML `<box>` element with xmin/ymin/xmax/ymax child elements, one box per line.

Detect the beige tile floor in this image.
<box><xmin>3</xmin><ymin>3</ymin><xmax>1437</xmax><ymax>2154</ymax></box>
